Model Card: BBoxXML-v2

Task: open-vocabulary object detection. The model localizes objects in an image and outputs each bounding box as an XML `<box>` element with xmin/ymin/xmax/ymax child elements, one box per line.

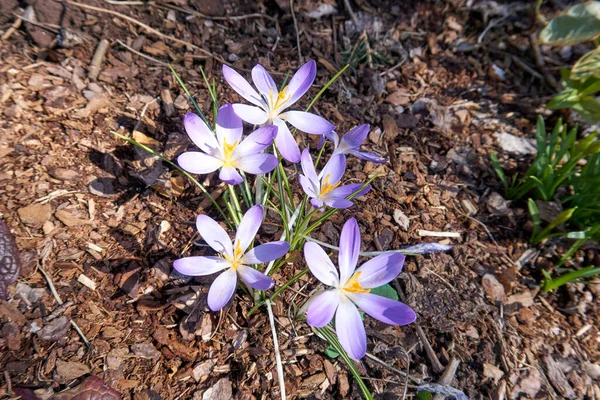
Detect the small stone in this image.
<box><xmin>174</xmin><ymin>94</ymin><xmax>189</xmax><ymax>110</ymax></box>
<box><xmin>17</xmin><ymin>203</ymin><xmax>53</xmax><ymax>228</ymax></box>
<box><xmin>494</xmin><ymin>131</ymin><xmax>537</xmax><ymax>157</ymax></box>
<box><xmin>38</xmin><ymin>316</ymin><xmax>70</xmax><ymax>341</ymax></box>
<box><xmin>393</xmin><ymin>209</ymin><xmax>410</xmax><ymax>231</ymax></box>
<box><xmin>202</xmin><ymin>378</ymin><xmax>232</xmax><ymax>400</ymax></box>
<box><xmin>131</xmin><ymin>343</ymin><xmax>161</xmax><ymax>360</ymax></box>
<box><xmin>49</xmin><ymin>168</ymin><xmax>79</xmax><ymax>181</ymax></box>
<box><xmin>486</xmin><ymin>192</ymin><xmax>512</xmax><ymax>216</ymax></box>
<box><xmin>192</xmin><ymin>359</ymin><xmax>215</xmax><ymax>382</ymax></box>
<box><xmin>482</xmin><ymin>274</ymin><xmax>507</xmax><ymax>303</ymax></box>
<box><xmin>584</xmin><ymin>363</ymin><xmax>600</xmax><ymax>379</ymax></box>
<box><xmin>54</xmin><ymin>359</ymin><xmax>91</xmax><ymax>384</ymax></box>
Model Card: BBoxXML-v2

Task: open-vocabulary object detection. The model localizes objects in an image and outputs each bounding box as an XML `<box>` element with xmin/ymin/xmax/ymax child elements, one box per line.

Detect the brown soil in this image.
<box><xmin>1</xmin><ymin>0</ymin><xmax>599</xmax><ymax>399</ymax></box>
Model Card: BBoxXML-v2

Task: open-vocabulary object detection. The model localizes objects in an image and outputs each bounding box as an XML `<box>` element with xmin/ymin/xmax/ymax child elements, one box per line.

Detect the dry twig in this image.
<box><xmin>530</xmin><ymin>32</ymin><xmax>560</xmax><ymax>91</ymax></box>
<box><xmin>289</xmin><ymin>0</ymin><xmax>302</xmax><ymax>65</ymax></box>
<box><xmin>117</xmin><ymin>39</ymin><xmax>169</xmax><ymax>67</ymax></box>
<box><xmin>89</xmin><ymin>39</ymin><xmax>110</xmax><ymax>81</ymax></box>
<box><xmin>64</xmin><ymin>0</ymin><xmax>230</xmax><ymax>66</ymax></box>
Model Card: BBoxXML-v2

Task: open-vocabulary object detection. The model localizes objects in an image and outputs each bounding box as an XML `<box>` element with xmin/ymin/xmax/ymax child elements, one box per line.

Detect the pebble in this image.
<box><xmin>17</xmin><ymin>203</ymin><xmax>53</xmax><ymax>228</ymax></box>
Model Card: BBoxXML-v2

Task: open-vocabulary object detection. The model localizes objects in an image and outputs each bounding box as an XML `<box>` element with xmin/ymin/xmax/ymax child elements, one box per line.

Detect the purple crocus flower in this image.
<box><xmin>299</xmin><ymin>149</ymin><xmax>370</xmax><ymax>209</ymax></box>
<box><xmin>173</xmin><ymin>205</ymin><xmax>289</xmax><ymax>311</ymax></box>
<box><xmin>222</xmin><ymin>61</ymin><xmax>335</xmax><ymax>163</ymax></box>
<box><xmin>326</xmin><ymin>124</ymin><xmax>387</xmax><ymax>163</ymax></box>
<box><xmin>304</xmin><ymin>218</ymin><xmax>416</xmax><ymax>359</ymax></box>
<box><xmin>178</xmin><ymin>104</ymin><xmax>278</xmax><ymax>185</ymax></box>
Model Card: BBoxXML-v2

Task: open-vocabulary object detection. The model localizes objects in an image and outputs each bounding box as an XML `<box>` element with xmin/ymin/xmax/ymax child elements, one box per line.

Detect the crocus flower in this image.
<box><xmin>299</xmin><ymin>149</ymin><xmax>370</xmax><ymax>209</ymax></box>
<box><xmin>325</xmin><ymin>124</ymin><xmax>387</xmax><ymax>163</ymax></box>
<box><xmin>304</xmin><ymin>218</ymin><xmax>416</xmax><ymax>359</ymax></box>
<box><xmin>173</xmin><ymin>205</ymin><xmax>289</xmax><ymax>311</ymax></box>
<box><xmin>222</xmin><ymin>61</ymin><xmax>335</xmax><ymax>163</ymax></box>
<box><xmin>178</xmin><ymin>104</ymin><xmax>278</xmax><ymax>185</ymax></box>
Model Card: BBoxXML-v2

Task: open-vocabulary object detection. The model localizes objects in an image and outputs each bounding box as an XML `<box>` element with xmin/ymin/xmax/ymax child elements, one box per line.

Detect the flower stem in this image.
<box><xmin>168</xmin><ymin>65</ymin><xmax>211</xmax><ymax>129</ymax></box>
<box><xmin>248</xmin><ymin>268</ymin><xmax>309</xmax><ymax>316</ymax></box>
<box><xmin>227</xmin><ymin>184</ymin><xmax>243</xmax><ymax>226</ymax></box>
<box><xmin>316</xmin><ymin>327</ymin><xmax>374</xmax><ymax>400</ymax></box>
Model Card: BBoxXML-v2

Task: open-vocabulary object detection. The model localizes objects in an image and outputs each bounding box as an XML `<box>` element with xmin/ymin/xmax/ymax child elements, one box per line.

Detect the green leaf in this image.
<box><xmin>572</xmin><ymin>47</ymin><xmax>600</xmax><ymax>80</ymax></box>
<box><xmin>539</xmin><ymin>2</ymin><xmax>600</xmax><ymax>46</ymax></box>
<box><xmin>547</xmin><ymin>88</ymin><xmax>580</xmax><ymax>109</ymax></box>
<box><xmin>528</xmin><ymin>198</ymin><xmax>541</xmax><ymax>239</ymax></box>
<box><xmin>490</xmin><ymin>151</ymin><xmax>509</xmax><ymax>191</ymax></box>
<box><xmin>415</xmin><ymin>391</ymin><xmax>433</xmax><ymax>400</ymax></box>
<box><xmin>324</xmin><ymin>347</ymin><xmax>340</xmax><ymax>359</ymax></box>
<box><xmin>370</xmin><ymin>284</ymin><xmax>399</xmax><ymax>301</ymax></box>
<box><xmin>573</xmin><ymin>96</ymin><xmax>600</xmax><ymax>123</ymax></box>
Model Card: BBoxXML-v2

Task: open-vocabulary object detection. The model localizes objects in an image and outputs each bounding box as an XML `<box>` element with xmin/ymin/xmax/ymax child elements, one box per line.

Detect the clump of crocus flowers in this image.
<box><xmin>172</xmin><ymin>60</ymin><xmax>433</xmax><ymax>362</ymax></box>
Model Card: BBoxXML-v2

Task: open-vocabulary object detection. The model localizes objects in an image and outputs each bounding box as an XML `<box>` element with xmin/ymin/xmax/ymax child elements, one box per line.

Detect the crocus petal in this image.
<box><xmin>338</xmin><ymin>218</ymin><xmax>360</xmax><ymax>285</ymax></box>
<box><xmin>178</xmin><ymin>152</ymin><xmax>223</xmax><ymax>174</ymax></box>
<box><xmin>235</xmin><ymin>205</ymin><xmax>263</xmax><ymax>253</ymax></box>
<box><xmin>347</xmin><ymin>292</ymin><xmax>417</xmax><ymax>326</ymax></box>
<box><xmin>327</xmin><ymin>183</ymin><xmax>370</xmax><ymax>199</ymax></box>
<box><xmin>320</xmin><ymin>154</ymin><xmax>346</xmax><ymax>185</ymax></box>
<box><xmin>281</xmin><ymin>111</ymin><xmax>334</xmax><ymax>135</ymax></box>
<box><xmin>222</xmin><ymin>65</ymin><xmax>265</xmax><ymax>108</ymax></box>
<box><xmin>323</xmin><ymin>198</ymin><xmax>353</xmax><ymax>209</ymax></box>
<box><xmin>300</xmin><ymin>149</ymin><xmax>319</xmax><ymax>185</ymax></box>
<box><xmin>351</xmin><ymin>150</ymin><xmax>388</xmax><ymax>164</ymax></box>
<box><xmin>336</xmin><ymin>296</ymin><xmax>367</xmax><ymax>359</ymax></box>
<box><xmin>273</xmin><ymin>118</ymin><xmax>301</xmax><ymax>163</ymax></box>
<box><xmin>234</xmin><ymin>125</ymin><xmax>277</xmax><ymax>156</ymax></box>
<box><xmin>242</xmin><ymin>241</ymin><xmax>290</xmax><ymax>264</ymax></box>
<box><xmin>232</xmin><ymin>104</ymin><xmax>269</xmax><ymax>125</ymax></box>
<box><xmin>173</xmin><ymin>256</ymin><xmax>230</xmax><ymax>276</ymax></box>
<box><xmin>306</xmin><ymin>290</ymin><xmax>340</xmax><ymax>327</ymax></box>
<box><xmin>219</xmin><ymin>166</ymin><xmax>243</xmax><ymax>185</ymax></box>
<box><xmin>310</xmin><ymin>198</ymin><xmax>324</xmax><ymax>209</ymax></box>
<box><xmin>285</xmin><ymin>60</ymin><xmax>316</xmax><ymax>107</ymax></box>
<box><xmin>303</xmin><ymin>242</ymin><xmax>339</xmax><ymax>287</ymax></box>
<box><xmin>196</xmin><ymin>214</ymin><xmax>233</xmax><ymax>257</ymax></box>
<box><xmin>216</xmin><ymin>104</ymin><xmax>243</xmax><ymax>147</ymax></box>
<box><xmin>237</xmin><ymin>265</ymin><xmax>274</xmax><ymax>290</ymax></box>
<box><xmin>326</xmin><ymin>131</ymin><xmax>340</xmax><ymax>149</ymax></box>
<box><xmin>354</xmin><ymin>253</ymin><xmax>406</xmax><ymax>289</ymax></box>
<box><xmin>207</xmin><ymin>268</ymin><xmax>237</xmax><ymax>311</ymax></box>
<box><xmin>341</xmin><ymin>124</ymin><xmax>370</xmax><ymax>149</ymax></box>
<box><xmin>237</xmin><ymin>154</ymin><xmax>278</xmax><ymax>175</ymax></box>
<box><xmin>252</xmin><ymin>64</ymin><xmax>278</xmax><ymax>99</ymax></box>
<box><xmin>299</xmin><ymin>174</ymin><xmax>318</xmax><ymax>198</ymax></box>
<box><xmin>184</xmin><ymin>113</ymin><xmax>219</xmax><ymax>154</ymax></box>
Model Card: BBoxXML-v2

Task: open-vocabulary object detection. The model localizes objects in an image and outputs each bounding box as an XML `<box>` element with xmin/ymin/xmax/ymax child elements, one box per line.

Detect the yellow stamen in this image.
<box><xmin>343</xmin><ymin>271</ymin><xmax>370</xmax><ymax>294</ymax></box>
<box><xmin>225</xmin><ymin>239</ymin><xmax>244</xmax><ymax>271</ymax></box>
<box><xmin>320</xmin><ymin>173</ymin><xmax>341</xmax><ymax>196</ymax></box>
<box><xmin>222</xmin><ymin>139</ymin><xmax>239</xmax><ymax>167</ymax></box>
<box><xmin>269</xmin><ymin>86</ymin><xmax>291</xmax><ymax>113</ymax></box>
